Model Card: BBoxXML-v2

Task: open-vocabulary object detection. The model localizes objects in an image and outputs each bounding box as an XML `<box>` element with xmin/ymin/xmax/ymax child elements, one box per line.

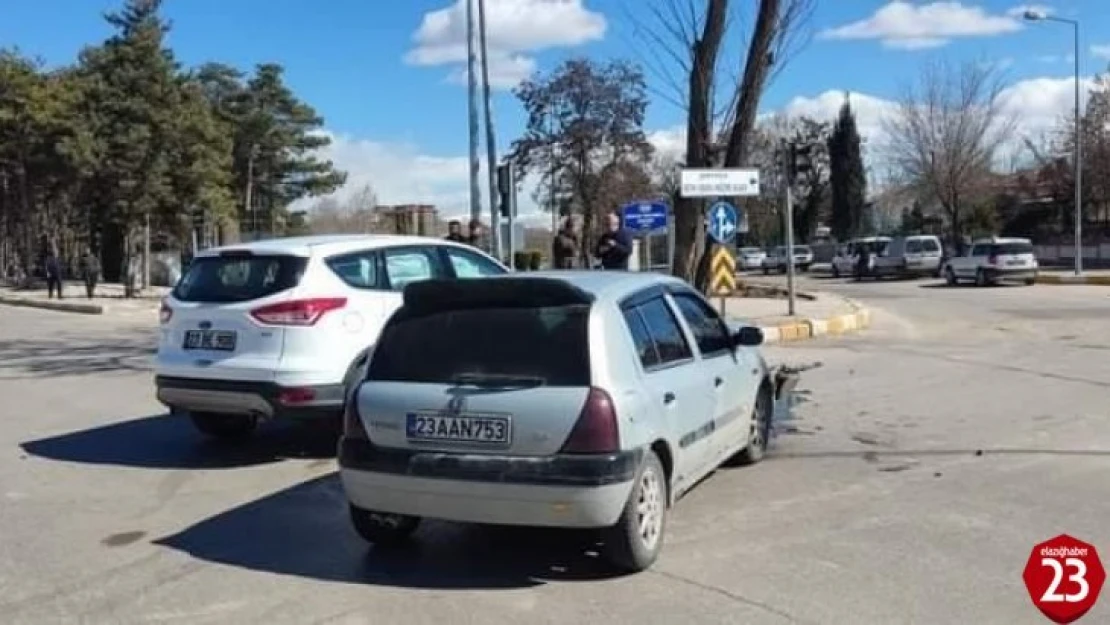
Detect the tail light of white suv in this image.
<box><xmin>249</xmin><ymin>297</ymin><xmax>347</xmax><ymax>326</ymax></box>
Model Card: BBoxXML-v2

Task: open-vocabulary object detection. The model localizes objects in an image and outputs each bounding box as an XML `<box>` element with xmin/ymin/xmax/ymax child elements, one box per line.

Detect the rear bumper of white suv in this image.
<box><xmin>155</xmin><ymin>376</ymin><xmax>344</xmax><ymax>421</ymax></box>
<box><xmin>338</xmin><ymin>439</ymin><xmax>641</xmax><ymax>528</ymax></box>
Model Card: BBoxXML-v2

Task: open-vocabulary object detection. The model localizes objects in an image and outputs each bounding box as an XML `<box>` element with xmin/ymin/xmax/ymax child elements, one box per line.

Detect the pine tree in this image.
<box><xmin>827</xmin><ymin>94</ymin><xmax>867</xmax><ymax>241</ymax></box>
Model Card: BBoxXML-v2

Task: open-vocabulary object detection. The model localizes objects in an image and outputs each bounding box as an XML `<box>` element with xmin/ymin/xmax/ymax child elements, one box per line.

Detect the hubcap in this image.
<box><xmin>636</xmin><ymin>468</ymin><xmax>663</xmax><ymax>550</ymax></box>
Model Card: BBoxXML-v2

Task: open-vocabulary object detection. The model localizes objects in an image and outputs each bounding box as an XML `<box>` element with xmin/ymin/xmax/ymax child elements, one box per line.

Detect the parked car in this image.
<box><xmin>831</xmin><ymin>237</ymin><xmax>891</xmax><ymax>278</ymax></box>
<box><xmin>872</xmin><ymin>235</ymin><xmax>944</xmax><ymax>279</ymax></box>
<box><xmin>338</xmin><ymin>272</ymin><xmax>795</xmax><ymax>572</ymax></box>
<box><xmin>737</xmin><ymin>247</ymin><xmax>766</xmax><ymax>271</ymax></box>
<box><xmin>154</xmin><ymin>234</ymin><xmax>509</xmax><ymax>440</ymax></box>
<box><xmin>762</xmin><ymin>245</ymin><xmax>814</xmax><ymax>274</ymax></box>
<box><xmin>942</xmin><ymin>237</ymin><xmax>1038</xmax><ymax>286</ymax></box>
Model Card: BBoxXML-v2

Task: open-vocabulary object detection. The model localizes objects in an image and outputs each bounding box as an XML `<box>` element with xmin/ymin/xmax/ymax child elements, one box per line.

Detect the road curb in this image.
<box><xmin>1035</xmin><ymin>274</ymin><xmax>1110</xmax><ymax>286</ymax></box>
<box><xmin>757</xmin><ymin>297</ymin><xmax>871</xmax><ymax>344</ymax></box>
<box><xmin>0</xmin><ymin>293</ymin><xmax>104</xmax><ymax>315</ymax></box>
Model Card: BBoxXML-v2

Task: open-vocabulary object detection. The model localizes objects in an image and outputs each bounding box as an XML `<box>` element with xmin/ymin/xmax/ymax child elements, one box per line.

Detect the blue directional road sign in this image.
<box><xmin>706</xmin><ymin>201</ymin><xmax>739</xmax><ymax>244</ymax></box>
<box><xmin>621</xmin><ymin>201</ymin><xmax>669</xmax><ymax>232</ymax></box>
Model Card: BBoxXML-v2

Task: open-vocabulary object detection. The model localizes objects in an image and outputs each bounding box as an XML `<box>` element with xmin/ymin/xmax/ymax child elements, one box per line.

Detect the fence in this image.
<box><xmin>1034</xmin><ymin>243</ymin><xmax>1110</xmax><ymax>268</ymax></box>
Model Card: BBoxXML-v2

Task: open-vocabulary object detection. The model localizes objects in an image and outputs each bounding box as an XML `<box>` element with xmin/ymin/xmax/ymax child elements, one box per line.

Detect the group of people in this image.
<box><xmin>35</xmin><ymin>246</ymin><xmax>101</xmax><ymax>299</ymax></box>
<box><xmin>552</xmin><ymin>211</ymin><xmax>633</xmax><ymax>271</ymax></box>
<box><xmin>445</xmin><ymin>212</ymin><xmax>633</xmax><ymax>271</ymax></box>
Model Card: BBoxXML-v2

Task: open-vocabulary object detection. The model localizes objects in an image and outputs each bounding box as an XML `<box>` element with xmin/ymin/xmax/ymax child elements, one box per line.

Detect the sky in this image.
<box><xmin>2</xmin><ymin>0</ymin><xmax>1107</xmax><ymax>225</ymax></box>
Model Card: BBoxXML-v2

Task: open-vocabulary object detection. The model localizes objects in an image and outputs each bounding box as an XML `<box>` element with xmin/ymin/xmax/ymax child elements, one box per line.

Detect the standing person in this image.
<box><xmin>594</xmin><ymin>211</ymin><xmax>632</xmax><ymax>270</ymax></box>
<box><xmin>44</xmin><ymin>246</ymin><xmax>64</xmax><ymax>299</ymax></box>
<box><xmin>551</xmin><ymin>217</ymin><xmax>579</xmax><ymax>269</ymax></box>
<box><xmin>80</xmin><ymin>248</ymin><xmax>100</xmax><ymax>299</ymax></box>
<box><xmin>445</xmin><ymin>220</ymin><xmax>467</xmax><ymax>243</ymax></box>
<box><xmin>466</xmin><ymin>219</ymin><xmax>486</xmax><ymax>251</ymax></box>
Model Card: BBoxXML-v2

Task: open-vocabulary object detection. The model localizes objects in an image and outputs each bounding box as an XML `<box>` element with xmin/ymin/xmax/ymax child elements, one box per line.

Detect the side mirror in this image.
<box><xmin>732</xmin><ymin>326</ymin><xmax>764</xmax><ymax>347</ymax></box>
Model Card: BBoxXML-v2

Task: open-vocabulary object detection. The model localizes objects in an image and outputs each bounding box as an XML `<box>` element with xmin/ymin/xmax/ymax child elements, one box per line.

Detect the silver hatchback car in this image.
<box><xmin>338</xmin><ymin>271</ymin><xmax>783</xmax><ymax>572</ymax></box>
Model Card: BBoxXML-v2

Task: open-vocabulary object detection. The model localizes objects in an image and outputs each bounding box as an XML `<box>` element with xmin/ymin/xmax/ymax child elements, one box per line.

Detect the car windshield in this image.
<box><xmin>173</xmin><ymin>254</ymin><xmax>307</xmax><ymax>303</ymax></box>
<box><xmin>367</xmin><ymin>304</ymin><xmax>591</xmax><ymax>387</ymax></box>
<box><xmin>794</xmin><ymin>246</ymin><xmax>811</xmax><ymax>253</ymax></box>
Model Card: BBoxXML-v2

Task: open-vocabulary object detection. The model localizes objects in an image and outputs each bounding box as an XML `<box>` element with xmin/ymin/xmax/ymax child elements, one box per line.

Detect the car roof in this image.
<box><xmin>485</xmin><ymin>270</ymin><xmax>691</xmax><ymax>305</ymax></box>
<box><xmin>193</xmin><ymin>234</ymin><xmax>479</xmax><ymax>259</ymax></box>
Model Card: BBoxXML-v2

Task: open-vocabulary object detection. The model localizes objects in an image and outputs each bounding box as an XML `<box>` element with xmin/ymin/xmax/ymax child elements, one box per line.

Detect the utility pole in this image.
<box><xmin>476</xmin><ymin>0</ymin><xmax>501</xmax><ymax>259</ymax></box>
<box><xmin>465</xmin><ymin>0</ymin><xmax>482</xmax><ymax>226</ymax></box>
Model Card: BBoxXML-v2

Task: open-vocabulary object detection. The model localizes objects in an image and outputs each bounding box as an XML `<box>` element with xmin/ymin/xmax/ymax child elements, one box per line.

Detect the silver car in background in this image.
<box><xmin>338</xmin><ymin>272</ymin><xmax>787</xmax><ymax>573</ymax></box>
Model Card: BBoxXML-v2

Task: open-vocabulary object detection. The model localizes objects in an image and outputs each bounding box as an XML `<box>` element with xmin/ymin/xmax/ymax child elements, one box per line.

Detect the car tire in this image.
<box><xmin>189</xmin><ymin>411</ymin><xmax>257</xmax><ymax>441</ymax></box>
<box><xmin>832</xmin><ymin>265</ymin><xmax>840</xmax><ymax>278</ymax></box>
<box><xmin>945</xmin><ymin>266</ymin><xmax>958</xmax><ymax>286</ymax></box>
<box><xmin>349</xmin><ymin>504</ymin><xmax>421</xmax><ymax>547</ymax></box>
<box><xmin>730</xmin><ymin>384</ymin><xmax>772</xmax><ymax>466</ymax></box>
<box><xmin>604</xmin><ymin>450</ymin><xmax>667</xmax><ymax>573</ymax></box>
<box><xmin>762</xmin><ymin>266</ymin><xmax>769</xmax><ymax>275</ymax></box>
<box><xmin>1024</xmin><ymin>277</ymin><xmax>1035</xmax><ymax>286</ymax></box>
<box><xmin>975</xmin><ymin>268</ymin><xmax>989</xmax><ymax>287</ymax></box>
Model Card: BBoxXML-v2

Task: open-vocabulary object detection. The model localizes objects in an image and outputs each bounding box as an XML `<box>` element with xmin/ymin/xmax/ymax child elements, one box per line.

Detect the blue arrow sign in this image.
<box><xmin>706</xmin><ymin>201</ymin><xmax>739</xmax><ymax>244</ymax></box>
<box><xmin>621</xmin><ymin>201</ymin><xmax>669</xmax><ymax>232</ymax></box>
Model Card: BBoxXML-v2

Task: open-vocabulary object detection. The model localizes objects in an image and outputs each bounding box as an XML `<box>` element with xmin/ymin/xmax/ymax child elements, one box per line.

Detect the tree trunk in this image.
<box><xmin>672</xmin><ymin>0</ymin><xmax>728</xmax><ymax>283</ymax></box>
<box><xmin>693</xmin><ymin>0</ymin><xmax>780</xmax><ymax>291</ymax></box>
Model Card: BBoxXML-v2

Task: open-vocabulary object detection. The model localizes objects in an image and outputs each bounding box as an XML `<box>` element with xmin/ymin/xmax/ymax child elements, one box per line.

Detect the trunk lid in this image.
<box><xmin>356</xmin><ymin>278</ymin><xmax>595</xmax><ymax>457</ymax></box>
<box><xmin>157</xmin><ymin>251</ymin><xmax>308</xmax><ymax>381</ymax></box>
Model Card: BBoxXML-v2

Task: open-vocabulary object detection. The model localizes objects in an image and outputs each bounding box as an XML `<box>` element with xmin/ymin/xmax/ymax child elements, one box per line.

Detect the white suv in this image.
<box><xmin>155</xmin><ymin>234</ymin><xmax>509</xmax><ymax>440</ymax></box>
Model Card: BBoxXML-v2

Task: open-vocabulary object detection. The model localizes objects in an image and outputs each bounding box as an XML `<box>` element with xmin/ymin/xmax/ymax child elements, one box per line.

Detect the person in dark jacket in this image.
<box><xmin>79</xmin><ymin>248</ymin><xmax>100</xmax><ymax>299</ymax></box>
<box><xmin>44</xmin><ymin>246</ymin><xmax>64</xmax><ymax>299</ymax></box>
<box><xmin>594</xmin><ymin>211</ymin><xmax>632</xmax><ymax>270</ymax></box>
<box><xmin>445</xmin><ymin>220</ymin><xmax>467</xmax><ymax>243</ymax></box>
<box><xmin>551</xmin><ymin>217</ymin><xmax>579</xmax><ymax>269</ymax></box>
<box><xmin>467</xmin><ymin>219</ymin><xmax>486</xmax><ymax>251</ymax></box>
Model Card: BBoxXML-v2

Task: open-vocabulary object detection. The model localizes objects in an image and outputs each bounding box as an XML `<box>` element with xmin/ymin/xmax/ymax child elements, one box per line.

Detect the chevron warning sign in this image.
<box><xmin>710</xmin><ymin>245</ymin><xmax>736</xmax><ymax>296</ymax></box>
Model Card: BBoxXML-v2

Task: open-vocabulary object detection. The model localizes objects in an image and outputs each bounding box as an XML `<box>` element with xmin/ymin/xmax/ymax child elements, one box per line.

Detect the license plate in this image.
<box><xmin>1006</xmin><ymin>260</ymin><xmax>1024</xmax><ymax>266</ymax></box>
<box><xmin>183</xmin><ymin>329</ymin><xmax>237</xmax><ymax>351</ymax></box>
<box><xmin>405</xmin><ymin>411</ymin><xmax>511</xmax><ymax>445</ymax></box>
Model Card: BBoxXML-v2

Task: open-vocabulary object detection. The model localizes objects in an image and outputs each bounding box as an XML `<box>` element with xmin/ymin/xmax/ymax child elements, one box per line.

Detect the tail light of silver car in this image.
<box><xmin>250</xmin><ymin>297</ymin><xmax>347</xmax><ymax>326</ymax></box>
<box><xmin>559</xmin><ymin>387</ymin><xmax>620</xmax><ymax>454</ymax></box>
<box><xmin>342</xmin><ymin>386</ymin><xmax>371</xmax><ymax>442</ymax></box>
<box><xmin>159</xmin><ymin>299</ymin><xmax>173</xmax><ymax>325</ymax></box>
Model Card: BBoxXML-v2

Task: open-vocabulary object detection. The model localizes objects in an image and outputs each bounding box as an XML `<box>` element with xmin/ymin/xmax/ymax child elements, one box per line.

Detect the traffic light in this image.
<box><xmin>497</xmin><ymin>163</ymin><xmax>516</xmax><ymax>218</ymax></box>
<box><xmin>788</xmin><ymin>142</ymin><xmax>813</xmax><ymax>181</ymax></box>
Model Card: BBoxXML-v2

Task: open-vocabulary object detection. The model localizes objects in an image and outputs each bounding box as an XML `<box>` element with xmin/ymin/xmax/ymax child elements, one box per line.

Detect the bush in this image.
<box><xmin>528</xmin><ymin>250</ymin><xmax>543</xmax><ymax>270</ymax></box>
<box><xmin>512</xmin><ymin>251</ymin><xmax>531</xmax><ymax>270</ymax></box>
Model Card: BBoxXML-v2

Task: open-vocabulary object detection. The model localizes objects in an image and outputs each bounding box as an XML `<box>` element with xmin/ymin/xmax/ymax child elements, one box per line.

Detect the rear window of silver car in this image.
<box><xmin>992</xmin><ymin>242</ymin><xmax>1034</xmax><ymax>255</ymax></box>
<box><xmin>173</xmin><ymin>254</ymin><xmax>307</xmax><ymax>303</ymax></box>
<box><xmin>367</xmin><ymin>304</ymin><xmax>591</xmax><ymax>386</ymax></box>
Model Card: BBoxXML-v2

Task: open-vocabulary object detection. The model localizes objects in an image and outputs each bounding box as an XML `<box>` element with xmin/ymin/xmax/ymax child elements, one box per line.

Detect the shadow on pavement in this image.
<box><xmin>775</xmin><ymin>448</ymin><xmax>1110</xmax><ymax>460</ymax></box>
<box><xmin>20</xmin><ymin>414</ymin><xmax>339</xmax><ymax>469</ymax></box>
<box><xmin>156</xmin><ymin>472</ymin><xmax>622</xmax><ymax>589</ymax></box>
<box><xmin>0</xmin><ymin>330</ymin><xmax>155</xmax><ymax>379</ymax></box>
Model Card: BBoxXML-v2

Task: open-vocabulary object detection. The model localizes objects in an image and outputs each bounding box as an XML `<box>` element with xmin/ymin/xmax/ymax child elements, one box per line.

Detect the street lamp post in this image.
<box><xmin>1024</xmin><ymin>9</ymin><xmax>1083</xmax><ymax>275</ymax></box>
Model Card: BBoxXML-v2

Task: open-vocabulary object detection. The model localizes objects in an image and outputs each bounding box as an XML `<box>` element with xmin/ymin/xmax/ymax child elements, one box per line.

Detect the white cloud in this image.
<box><xmin>818</xmin><ymin>1</ymin><xmax>1023</xmax><ymax>50</ymax></box>
<box><xmin>405</xmin><ymin>0</ymin><xmax>607</xmax><ymax>89</ymax></box>
<box><xmin>1091</xmin><ymin>45</ymin><xmax>1110</xmax><ymax>60</ymax></box>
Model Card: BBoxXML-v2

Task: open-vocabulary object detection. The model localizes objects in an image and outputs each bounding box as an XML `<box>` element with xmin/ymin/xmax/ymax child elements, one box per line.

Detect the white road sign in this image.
<box><xmin>680</xmin><ymin>168</ymin><xmax>761</xmax><ymax>198</ymax></box>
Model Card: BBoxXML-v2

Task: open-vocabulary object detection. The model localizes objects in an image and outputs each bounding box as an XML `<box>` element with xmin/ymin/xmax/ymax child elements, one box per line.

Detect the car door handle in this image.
<box><xmin>663</xmin><ymin>392</ymin><xmax>676</xmax><ymax>405</ymax></box>
<box><xmin>714</xmin><ymin>377</ymin><xmax>723</xmax><ymax>387</ymax></box>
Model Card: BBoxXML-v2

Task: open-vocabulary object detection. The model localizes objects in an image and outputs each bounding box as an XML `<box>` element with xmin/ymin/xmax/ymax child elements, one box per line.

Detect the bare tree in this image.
<box><xmin>625</xmin><ymin>0</ymin><xmax>815</xmax><ymax>285</ymax></box>
<box><xmin>882</xmin><ymin>59</ymin><xmax>1016</xmax><ymax>249</ymax></box>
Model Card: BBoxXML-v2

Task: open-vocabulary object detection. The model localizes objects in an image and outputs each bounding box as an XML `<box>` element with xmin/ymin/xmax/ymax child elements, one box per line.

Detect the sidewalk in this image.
<box><xmin>720</xmin><ymin>288</ymin><xmax>870</xmax><ymax>344</ymax></box>
<box><xmin>0</xmin><ymin>282</ymin><xmax>166</xmax><ymax>315</ymax></box>
<box><xmin>1035</xmin><ymin>269</ymin><xmax>1110</xmax><ymax>286</ymax></box>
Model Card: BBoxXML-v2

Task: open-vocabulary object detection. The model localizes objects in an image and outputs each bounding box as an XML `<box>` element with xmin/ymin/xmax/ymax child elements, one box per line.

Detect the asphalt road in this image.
<box><xmin>1</xmin><ymin>275</ymin><xmax>1108</xmax><ymax>625</ymax></box>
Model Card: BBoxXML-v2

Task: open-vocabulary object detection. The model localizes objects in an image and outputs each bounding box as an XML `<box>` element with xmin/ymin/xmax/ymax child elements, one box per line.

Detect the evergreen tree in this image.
<box><xmin>827</xmin><ymin>94</ymin><xmax>868</xmax><ymax>241</ymax></box>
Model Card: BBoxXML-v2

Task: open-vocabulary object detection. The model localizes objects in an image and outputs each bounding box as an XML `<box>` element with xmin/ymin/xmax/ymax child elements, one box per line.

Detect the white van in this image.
<box><xmin>873</xmin><ymin>235</ymin><xmax>944</xmax><ymax>278</ymax></box>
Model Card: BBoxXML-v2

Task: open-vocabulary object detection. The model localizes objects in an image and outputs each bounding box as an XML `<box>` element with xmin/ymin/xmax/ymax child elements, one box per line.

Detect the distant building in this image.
<box><xmin>376</xmin><ymin>204</ymin><xmax>439</xmax><ymax>236</ymax></box>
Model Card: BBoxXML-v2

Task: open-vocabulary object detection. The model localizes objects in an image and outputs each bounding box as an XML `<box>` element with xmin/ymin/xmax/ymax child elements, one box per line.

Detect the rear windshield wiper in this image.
<box><xmin>450</xmin><ymin>373</ymin><xmax>545</xmax><ymax>388</ymax></box>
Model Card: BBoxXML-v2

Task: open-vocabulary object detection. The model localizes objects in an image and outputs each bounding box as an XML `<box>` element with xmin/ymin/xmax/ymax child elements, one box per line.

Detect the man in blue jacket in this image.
<box><xmin>594</xmin><ymin>211</ymin><xmax>633</xmax><ymax>270</ymax></box>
